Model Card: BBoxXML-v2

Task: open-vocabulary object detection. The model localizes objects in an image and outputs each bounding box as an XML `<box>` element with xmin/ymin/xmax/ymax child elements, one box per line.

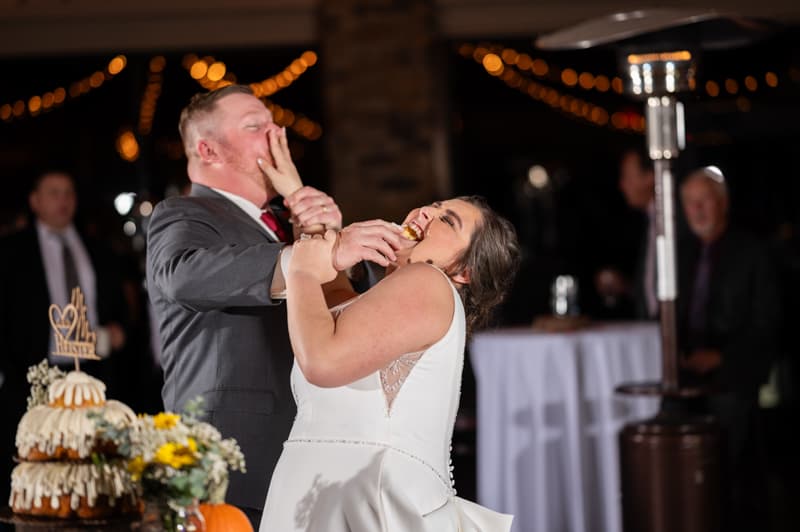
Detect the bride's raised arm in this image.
<box><xmin>285</xmin><ymin>230</ymin><xmax>453</xmax><ymax>388</ymax></box>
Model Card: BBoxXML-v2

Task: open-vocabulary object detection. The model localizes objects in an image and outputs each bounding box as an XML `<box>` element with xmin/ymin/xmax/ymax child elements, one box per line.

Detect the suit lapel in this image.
<box><xmin>189</xmin><ymin>184</ymin><xmax>282</xmax><ymax>243</ymax></box>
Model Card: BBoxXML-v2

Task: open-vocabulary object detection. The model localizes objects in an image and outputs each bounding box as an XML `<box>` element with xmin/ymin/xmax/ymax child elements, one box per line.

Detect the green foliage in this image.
<box><xmin>92</xmin><ymin>397</ymin><xmax>246</xmax><ymax>508</ymax></box>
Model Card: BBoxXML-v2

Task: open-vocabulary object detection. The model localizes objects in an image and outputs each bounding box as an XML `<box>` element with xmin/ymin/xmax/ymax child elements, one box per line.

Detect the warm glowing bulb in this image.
<box><xmin>28</xmin><ymin>96</ymin><xmax>42</xmax><ymax>113</ymax></box>
<box><xmin>263</xmin><ymin>80</ymin><xmax>278</xmax><ymax>94</ymax></box>
<box><xmin>290</xmin><ymin>60</ymin><xmax>305</xmax><ymax>75</ymax></box>
<box><xmin>531</xmin><ymin>59</ymin><xmax>548</xmax><ymax>76</ymax></box>
<box><xmin>561</xmin><ymin>69</ymin><xmax>578</xmax><ymax>87</ymax></box>
<box><xmin>482</xmin><ymin>53</ymin><xmax>503</xmax><ymax>75</ymax></box>
<box><xmin>206</xmin><ymin>62</ymin><xmax>226</xmax><ymax>82</ymax></box>
<box><xmin>516</xmin><ymin>53</ymin><xmax>532</xmax><ymax>70</ymax></box>
<box><xmin>108</xmin><ymin>55</ymin><xmax>126</xmax><ymax>75</ymax></box>
<box><xmin>190</xmin><ymin>61</ymin><xmax>208</xmax><ymax>80</ymax></box>
<box><xmin>89</xmin><ymin>71</ymin><xmax>105</xmax><ymax>88</ymax></box>
<box><xmin>501</xmin><ymin>49</ymin><xmax>518</xmax><ymax>65</ymax></box>
<box><xmin>765</xmin><ymin>72</ymin><xmax>778</xmax><ymax>87</ymax></box>
<box><xmin>301</xmin><ymin>51</ymin><xmax>318</xmax><ymax>66</ymax></box>
<box><xmin>578</xmin><ymin>72</ymin><xmax>594</xmax><ymax>90</ymax></box>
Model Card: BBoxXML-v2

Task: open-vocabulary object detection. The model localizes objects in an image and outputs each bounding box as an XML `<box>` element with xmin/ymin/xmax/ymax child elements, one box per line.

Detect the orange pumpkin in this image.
<box><xmin>199</xmin><ymin>502</ymin><xmax>253</xmax><ymax>532</ymax></box>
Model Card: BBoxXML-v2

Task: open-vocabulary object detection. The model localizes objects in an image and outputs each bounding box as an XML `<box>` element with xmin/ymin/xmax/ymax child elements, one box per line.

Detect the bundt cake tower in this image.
<box><xmin>9</xmin><ymin>370</ymin><xmax>139</xmax><ymax>518</ymax></box>
<box><xmin>8</xmin><ymin>287</ymin><xmax>140</xmax><ymax>519</ymax></box>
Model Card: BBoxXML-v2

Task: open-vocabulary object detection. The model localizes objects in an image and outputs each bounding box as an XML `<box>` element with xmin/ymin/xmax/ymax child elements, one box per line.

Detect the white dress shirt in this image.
<box><xmin>37</xmin><ymin>221</ymin><xmax>98</xmax><ymax>324</ymax></box>
<box><xmin>212</xmin><ymin>188</ymin><xmax>281</xmax><ymax>241</ymax></box>
<box><xmin>37</xmin><ymin>221</ymin><xmax>101</xmax><ymax>361</ymax></box>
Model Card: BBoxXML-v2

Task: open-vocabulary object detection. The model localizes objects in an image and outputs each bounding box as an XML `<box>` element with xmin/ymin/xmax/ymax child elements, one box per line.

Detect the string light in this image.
<box><xmin>594</xmin><ymin>75</ymin><xmax>610</xmax><ymax>92</ymax></box>
<box><xmin>578</xmin><ymin>72</ymin><xmax>595</xmax><ymax>90</ymax></box>
<box><xmin>249</xmin><ymin>50</ymin><xmax>317</xmax><ymax>98</ymax></box>
<box><xmin>482</xmin><ymin>54</ymin><xmax>504</xmax><ymax>76</ymax></box>
<box><xmin>138</xmin><ymin>56</ymin><xmax>166</xmax><ymax>136</ymax></box>
<box><xmin>459</xmin><ymin>43</ymin><xmax>644</xmax><ymax>133</ymax></box>
<box><xmin>459</xmin><ymin>42</ymin><xmax>792</xmax><ymax>106</ymax></box>
<box><xmin>207</xmin><ymin>62</ymin><xmax>227</xmax><ymax>82</ymax></box>
<box><xmin>765</xmin><ymin>72</ymin><xmax>778</xmax><ymax>87</ymax></box>
<box><xmin>182</xmin><ymin>52</ymin><xmax>323</xmax><ymax>141</ymax></box>
<box><xmin>116</xmin><ymin>128</ymin><xmax>140</xmax><ymax>162</ymax></box>
<box><xmin>561</xmin><ymin>69</ymin><xmax>578</xmax><ymax>87</ymax></box>
<box><xmin>1</xmin><ymin>54</ymin><xmax>127</xmax><ymax>124</ymax></box>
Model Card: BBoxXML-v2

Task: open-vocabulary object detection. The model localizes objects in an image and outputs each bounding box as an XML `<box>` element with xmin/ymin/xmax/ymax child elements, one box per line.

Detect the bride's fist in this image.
<box><xmin>288</xmin><ymin>229</ymin><xmax>338</xmax><ymax>284</ymax></box>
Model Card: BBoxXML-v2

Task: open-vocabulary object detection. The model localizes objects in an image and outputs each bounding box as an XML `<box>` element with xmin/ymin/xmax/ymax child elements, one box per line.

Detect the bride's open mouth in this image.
<box><xmin>402</xmin><ymin>221</ymin><xmax>424</xmax><ymax>241</ymax></box>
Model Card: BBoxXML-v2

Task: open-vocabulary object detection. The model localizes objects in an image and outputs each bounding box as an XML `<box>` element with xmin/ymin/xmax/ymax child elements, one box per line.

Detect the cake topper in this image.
<box><xmin>48</xmin><ymin>287</ymin><xmax>100</xmax><ymax>370</ymax></box>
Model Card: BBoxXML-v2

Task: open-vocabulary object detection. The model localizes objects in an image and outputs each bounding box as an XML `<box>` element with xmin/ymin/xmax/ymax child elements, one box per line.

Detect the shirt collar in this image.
<box><xmin>210</xmin><ymin>188</ymin><xmax>264</xmax><ymax>224</ymax></box>
<box><xmin>36</xmin><ymin>220</ymin><xmax>78</xmax><ymax>242</ymax></box>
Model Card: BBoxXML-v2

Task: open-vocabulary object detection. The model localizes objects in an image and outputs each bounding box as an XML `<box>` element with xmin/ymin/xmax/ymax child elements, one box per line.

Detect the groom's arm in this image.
<box><xmin>147</xmin><ymin>200</ymin><xmax>284</xmax><ymax>312</ymax></box>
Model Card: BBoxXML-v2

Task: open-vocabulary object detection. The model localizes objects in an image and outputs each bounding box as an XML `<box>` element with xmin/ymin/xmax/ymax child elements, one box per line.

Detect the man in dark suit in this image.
<box><xmin>146</xmin><ymin>85</ymin><xmax>403</xmax><ymax>526</ymax></box>
<box><xmin>677</xmin><ymin>166</ymin><xmax>780</xmax><ymax>531</ymax></box>
<box><xmin>0</xmin><ymin>170</ymin><xmax>129</xmax><ymax>508</ymax></box>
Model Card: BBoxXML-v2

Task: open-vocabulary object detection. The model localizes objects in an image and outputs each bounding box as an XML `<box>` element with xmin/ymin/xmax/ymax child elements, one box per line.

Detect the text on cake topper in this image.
<box><xmin>48</xmin><ymin>287</ymin><xmax>100</xmax><ymax>369</ymax></box>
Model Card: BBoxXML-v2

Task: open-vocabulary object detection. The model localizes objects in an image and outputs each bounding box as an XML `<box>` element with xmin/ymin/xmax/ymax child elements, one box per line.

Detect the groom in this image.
<box><xmin>146</xmin><ymin>85</ymin><xmax>403</xmax><ymax>526</ymax></box>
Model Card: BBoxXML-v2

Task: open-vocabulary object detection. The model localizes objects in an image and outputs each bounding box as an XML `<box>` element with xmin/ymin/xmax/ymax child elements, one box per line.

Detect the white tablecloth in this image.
<box><xmin>470</xmin><ymin>323</ymin><xmax>662</xmax><ymax>532</ymax></box>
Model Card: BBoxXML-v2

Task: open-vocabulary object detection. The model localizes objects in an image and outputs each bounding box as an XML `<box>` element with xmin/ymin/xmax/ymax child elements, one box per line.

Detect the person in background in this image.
<box><xmin>595</xmin><ymin>146</ymin><xmax>659</xmax><ymax>319</ymax></box>
<box><xmin>0</xmin><ymin>170</ymin><xmax>130</xmax><ymax>507</ymax></box>
<box><xmin>677</xmin><ymin>166</ymin><xmax>781</xmax><ymax>532</ymax></box>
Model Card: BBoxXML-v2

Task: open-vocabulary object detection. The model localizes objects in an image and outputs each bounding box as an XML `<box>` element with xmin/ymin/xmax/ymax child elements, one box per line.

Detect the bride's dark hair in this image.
<box><xmin>446</xmin><ymin>196</ymin><xmax>520</xmax><ymax>333</ymax></box>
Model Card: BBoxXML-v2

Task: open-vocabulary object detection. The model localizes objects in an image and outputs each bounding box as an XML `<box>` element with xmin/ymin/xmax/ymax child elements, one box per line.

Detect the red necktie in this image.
<box><xmin>260</xmin><ymin>210</ymin><xmax>288</xmax><ymax>242</ymax></box>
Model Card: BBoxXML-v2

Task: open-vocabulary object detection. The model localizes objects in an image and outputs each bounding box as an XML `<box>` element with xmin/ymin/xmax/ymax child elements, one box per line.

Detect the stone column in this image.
<box><xmin>319</xmin><ymin>0</ymin><xmax>451</xmax><ymax>223</ymax></box>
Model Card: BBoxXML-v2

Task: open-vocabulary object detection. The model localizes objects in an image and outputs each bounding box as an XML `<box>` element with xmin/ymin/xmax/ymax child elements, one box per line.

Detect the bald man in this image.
<box><xmin>677</xmin><ymin>166</ymin><xmax>780</xmax><ymax>531</ymax></box>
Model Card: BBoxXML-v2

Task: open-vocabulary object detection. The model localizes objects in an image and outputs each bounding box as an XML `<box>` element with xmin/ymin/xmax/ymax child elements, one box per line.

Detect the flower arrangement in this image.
<box><xmin>25</xmin><ymin>359</ymin><xmax>66</xmax><ymax>410</ymax></box>
<box><xmin>92</xmin><ymin>398</ymin><xmax>246</xmax><ymax>527</ymax></box>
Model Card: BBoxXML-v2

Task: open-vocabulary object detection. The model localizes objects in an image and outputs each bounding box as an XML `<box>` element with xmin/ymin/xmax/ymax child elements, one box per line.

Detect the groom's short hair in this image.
<box><xmin>179</xmin><ymin>84</ymin><xmax>255</xmax><ymax>157</ymax></box>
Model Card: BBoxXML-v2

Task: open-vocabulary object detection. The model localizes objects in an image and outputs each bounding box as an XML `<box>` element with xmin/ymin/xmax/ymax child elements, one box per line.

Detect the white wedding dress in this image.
<box><xmin>259</xmin><ymin>268</ymin><xmax>513</xmax><ymax>531</ymax></box>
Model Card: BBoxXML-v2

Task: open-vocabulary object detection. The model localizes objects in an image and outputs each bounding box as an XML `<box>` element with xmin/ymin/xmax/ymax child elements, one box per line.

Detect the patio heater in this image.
<box><xmin>536</xmin><ymin>10</ymin><xmax>772</xmax><ymax>532</ymax></box>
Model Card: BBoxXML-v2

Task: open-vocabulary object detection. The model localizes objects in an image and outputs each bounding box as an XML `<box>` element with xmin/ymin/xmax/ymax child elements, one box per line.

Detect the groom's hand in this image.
<box><xmin>332</xmin><ymin>220</ymin><xmax>404</xmax><ymax>270</ymax></box>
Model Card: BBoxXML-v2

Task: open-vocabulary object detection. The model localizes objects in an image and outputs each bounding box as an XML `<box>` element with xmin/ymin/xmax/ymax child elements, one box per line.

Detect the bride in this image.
<box><xmin>258</xmin><ymin>192</ymin><xmax>519</xmax><ymax>531</ymax></box>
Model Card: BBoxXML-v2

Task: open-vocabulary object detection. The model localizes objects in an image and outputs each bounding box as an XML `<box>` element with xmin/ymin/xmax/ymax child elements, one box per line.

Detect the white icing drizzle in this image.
<box><xmin>48</xmin><ymin>371</ymin><xmax>106</xmax><ymax>407</ymax></box>
<box><xmin>16</xmin><ymin>401</ymin><xmax>136</xmax><ymax>458</ymax></box>
<box><xmin>9</xmin><ymin>461</ymin><xmax>136</xmax><ymax>511</ymax></box>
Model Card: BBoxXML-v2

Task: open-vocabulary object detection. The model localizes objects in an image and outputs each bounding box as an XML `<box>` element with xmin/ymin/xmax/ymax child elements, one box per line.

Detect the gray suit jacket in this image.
<box><xmin>146</xmin><ymin>184</ymin><xmax>295</xmax><ymax>512</ymax></box>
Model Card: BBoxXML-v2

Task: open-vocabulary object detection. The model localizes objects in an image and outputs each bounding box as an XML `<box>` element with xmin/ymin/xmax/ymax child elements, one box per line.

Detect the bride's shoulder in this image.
<box><xmin>365</xmin><ymin>262</ymin><xmax>455</xmax><ymax>315</ymax></box>
<box><xmin>379</xmin><ymin>262</ymin><xmax>453</xmax><ymax>292</ymax></box>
